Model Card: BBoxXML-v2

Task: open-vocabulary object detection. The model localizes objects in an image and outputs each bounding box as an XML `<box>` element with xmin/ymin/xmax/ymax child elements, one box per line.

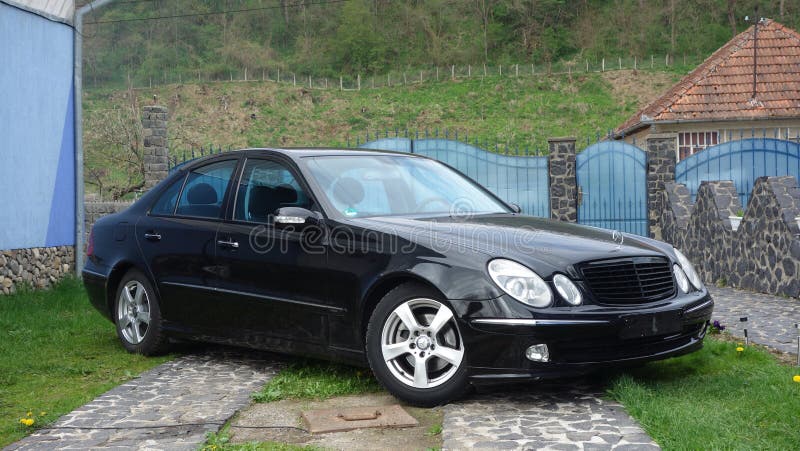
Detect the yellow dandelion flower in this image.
<box><xmin>26</xmin><ymin>411</ymin><xmax>32</xmax><ymax>417</ymax></box>
<box><xmin>793</xmin><ymin>375</ymin><xmax>800</xmax><ymax>383</ymax></box>
<box><xmin>736</xmin><ymin>346</ymin><xmax>744</xmax><ymax>352</ymax></box>
<box><xmin>19</xmin><ymin>418</ymin><xmax>34</xmax><ymax>427</ymax></box>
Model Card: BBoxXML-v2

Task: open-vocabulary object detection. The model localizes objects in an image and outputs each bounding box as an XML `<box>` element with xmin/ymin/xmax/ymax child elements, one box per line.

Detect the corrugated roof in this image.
<box><xmin>616</xmin><ymin>19</ymin><xmax>800</xmax><ymax>135</ymax></box>
<box><xmin>1</xmin><ymin>0</ymin><xmax>74</xmax><ymax>23</ymax></box>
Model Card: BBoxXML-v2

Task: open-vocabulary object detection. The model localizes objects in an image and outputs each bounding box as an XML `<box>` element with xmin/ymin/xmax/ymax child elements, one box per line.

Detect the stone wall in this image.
<box><xmin>0</xmin><ymin>247</ymin><xmax>75</xmax><ymax>294</ymax></box>
<box><xmin>661</xmin><ymin>176</ymin><xmax>800</xmax><ymax>298</ymax></box>
<box><xmin>548</xmin><ymin>137</ymin><xmax>577</xmax><ymax>222</ymax></box>
<box><xmin>0</xmin><ymin>200</ymin><xmax>131</xmax><ymax>294</ymax></box>
<box><xmin>85</xmin><ymin>201</ymin><xmax>133</xmax><ymax>239</ymax></box>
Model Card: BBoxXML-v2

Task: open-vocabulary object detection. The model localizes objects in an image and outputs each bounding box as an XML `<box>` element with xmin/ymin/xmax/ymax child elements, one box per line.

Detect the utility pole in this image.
<box><xmin>74</xmin><ymin>0</ymin><xmax>118</xmax><ymax>275</ymax></box>
<box><xmin>751</xmin><ymin>7</ymin><xmax>760</xmax><ymax>102</ymax></box>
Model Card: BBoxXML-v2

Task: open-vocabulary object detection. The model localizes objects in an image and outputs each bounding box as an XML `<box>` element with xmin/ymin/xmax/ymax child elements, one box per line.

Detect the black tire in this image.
<box><xmin>366</xmin><ymin>282</ymin><xmax>470</xmax><ymax>407</ymax></box>
<box><xmin>113</xmin><ymin>269</ymin><xmax>169</xmax><ymax>356</ymax></box>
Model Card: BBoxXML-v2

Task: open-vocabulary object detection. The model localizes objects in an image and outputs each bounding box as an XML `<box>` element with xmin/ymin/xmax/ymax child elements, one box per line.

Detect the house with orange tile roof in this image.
<box><xmin>613</xmin><ymin>18</ymin><xmax>800</xmax><ymax>161</ymax></box>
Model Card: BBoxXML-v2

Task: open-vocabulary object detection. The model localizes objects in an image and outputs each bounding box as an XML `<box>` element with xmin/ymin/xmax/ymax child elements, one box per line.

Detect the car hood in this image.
<box><xmin>354</xmin><ymin>214</ymin><xmax>674</xmax><ymax>277</ymax></box>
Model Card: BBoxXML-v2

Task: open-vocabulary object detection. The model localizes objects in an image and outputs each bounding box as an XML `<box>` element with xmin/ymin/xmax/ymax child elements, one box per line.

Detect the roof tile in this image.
<box><xmin>616</xmin><ymin>20</ymin><xmax>800</xmax><ymax>134</ymax></box>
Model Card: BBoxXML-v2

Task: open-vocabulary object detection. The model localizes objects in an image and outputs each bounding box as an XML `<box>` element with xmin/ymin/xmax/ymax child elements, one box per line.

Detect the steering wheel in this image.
<box><xmin>416</xmin><ymin>196</ymin><xmax>451</xmax><ymax>213</ymax></box>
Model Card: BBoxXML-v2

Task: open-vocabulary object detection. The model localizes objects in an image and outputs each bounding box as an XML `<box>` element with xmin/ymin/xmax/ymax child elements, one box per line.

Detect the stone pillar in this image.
<box><xmin>142</xmin><ymin>105</ymin><xmax>169</xmax><ymax>190</ymax></box>
<box><xmin>645</xmin><ymin>133</ymin><xmax>677</xmax><ymax>240</ymax></box>
<box><xmin>548</xmin><ymin>137</ymin><xmax>577</xmax><ymax>222</ymax></box>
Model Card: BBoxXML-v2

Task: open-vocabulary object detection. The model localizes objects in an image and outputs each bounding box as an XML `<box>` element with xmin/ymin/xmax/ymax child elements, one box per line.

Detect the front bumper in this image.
<box><xmin>454</xmin><ymin>290</ymin><xmax>713</xmax><ymax>382</ymax></box>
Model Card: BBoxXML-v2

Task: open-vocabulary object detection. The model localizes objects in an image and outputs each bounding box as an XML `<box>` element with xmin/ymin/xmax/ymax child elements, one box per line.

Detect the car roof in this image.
<box><xmin>243</xmin><ymin>147</ymin><xmax>416</xmax><ymax>158</ymax></box>
<box><xmin>174</xmin><ymin>147</ymin><xmax>425</xmax><ymax>173</ymax></box>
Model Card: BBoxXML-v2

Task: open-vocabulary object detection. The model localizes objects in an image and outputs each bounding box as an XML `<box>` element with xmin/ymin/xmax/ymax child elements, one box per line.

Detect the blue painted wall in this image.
<box><xmin>0</xmin><ymin>3</ymin><xmax>75</xmax><ymax>250</ymax></box>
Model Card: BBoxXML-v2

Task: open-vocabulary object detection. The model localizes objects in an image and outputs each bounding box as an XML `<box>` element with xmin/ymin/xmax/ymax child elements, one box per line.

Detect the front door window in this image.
<box><xmin>234</xmin><ymin>159</ymin><xmax>313</xmax><ymax>223</ymax></box>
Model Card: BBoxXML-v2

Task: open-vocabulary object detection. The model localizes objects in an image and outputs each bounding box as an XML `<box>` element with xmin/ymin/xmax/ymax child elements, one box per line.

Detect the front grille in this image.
<box><xmin>579</xmin><ymin>256</ymin><xmax>676</xmax><ymax>304</ymax></box>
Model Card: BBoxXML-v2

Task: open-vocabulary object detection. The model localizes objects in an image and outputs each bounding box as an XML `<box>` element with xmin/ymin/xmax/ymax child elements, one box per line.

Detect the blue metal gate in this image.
<box><xmin>577</xmin><ymin>141</ymin><xmax>648</xmax><ymax>236</ymax></box>
<box><xmin>359</xmin><ymin>137</ymin><xmax>550</xmax><ymax>217</ymax></box>
<box><xmin>675</xmin><ymin>138</ymin><xmax>800</xmax><ymax>209</ymax></box>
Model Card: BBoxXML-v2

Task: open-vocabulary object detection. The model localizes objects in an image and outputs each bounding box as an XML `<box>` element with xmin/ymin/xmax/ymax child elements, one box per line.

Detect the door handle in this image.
<box><xmin>144</xmin><ymin>232</ymin><xmax>162</xmax><ymax>241</ymax></box>
<box><xmin>217</xmin><ymin>239</ymin><xmax>239</xmax><ymax>249</ymax></box>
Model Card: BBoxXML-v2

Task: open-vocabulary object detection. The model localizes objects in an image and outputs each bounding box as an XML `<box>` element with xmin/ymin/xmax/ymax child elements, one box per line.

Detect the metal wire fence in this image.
<box><xmin>89</xmin><ymin>54</ymin><xmax>705</xmax><ymax>91</ymax></box>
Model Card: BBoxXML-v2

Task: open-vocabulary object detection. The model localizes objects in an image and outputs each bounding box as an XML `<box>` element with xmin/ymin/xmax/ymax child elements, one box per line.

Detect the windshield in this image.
<box><xmin>302</xmin><ymin>155</ymin><xmax>510</xmax><ymax>218</ymax></box>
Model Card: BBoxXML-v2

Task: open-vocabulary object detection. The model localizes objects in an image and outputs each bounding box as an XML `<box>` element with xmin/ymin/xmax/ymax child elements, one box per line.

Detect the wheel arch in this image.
<box><xmin>359</xmin><ymin>272</ymin><xmax>445</xmax><ymax>340</ymax></box>
<box><xmin>105</xmin><ymin>261</ymin><xmax>149</xmax><ymax>317</ymax></box>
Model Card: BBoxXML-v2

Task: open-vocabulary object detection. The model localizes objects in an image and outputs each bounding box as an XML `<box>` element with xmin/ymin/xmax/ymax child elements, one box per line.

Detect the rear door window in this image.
<box><xmin>175</xmin><ymin>160</ymin><xmax>238</xmax><ymax>219</ymax></box>
<box><xmin>150</xmin><ymin>175</ymin><xmax>185</xmax><ymax>216</ymax></box>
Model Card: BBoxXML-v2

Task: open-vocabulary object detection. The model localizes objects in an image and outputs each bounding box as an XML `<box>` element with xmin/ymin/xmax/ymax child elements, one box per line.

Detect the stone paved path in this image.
<box><xmin>10</xmin><ymin>286</ymin><xmax>796</xmax><ymax>450</ymax></box>
<box><xmin>6</xmin><ymin>348</ymin><xmax>280</xmax><ymax>451</ymax></box>
<box><xmin>442</xmin><ymin>381</ymin><xmax>659</xmax><ymax>450</ymax></box>
<box><xmin>709</xmin><ymin>287</ymin><xmax>800</xmax><ymax>354</ymax></box>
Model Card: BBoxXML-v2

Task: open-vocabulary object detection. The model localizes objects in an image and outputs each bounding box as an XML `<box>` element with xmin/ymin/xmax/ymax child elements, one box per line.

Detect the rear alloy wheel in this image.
<box><xmin>366</xmin><ymin>283</ymin><xmax>469</xmax><ymax>406</ymax></box>
<box><xmin>114</xmin><ymin>269</ymin><xmax>169</xmax><ymax>355</ymax></box>
<box><xmin>117</xmin><ymin>280</ymin><xmax>151</xmax><ymax>345</ymax></box>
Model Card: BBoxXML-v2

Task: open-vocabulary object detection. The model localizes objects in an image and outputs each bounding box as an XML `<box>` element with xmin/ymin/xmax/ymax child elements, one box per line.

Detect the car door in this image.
<box><xmin>136</xmin><ymin>157</ymin><xmax>240</xmax><ymax>334</ymax></box>
<box><xmin>213</xmin><ymin>156</ymin><xmax>333</xmax><ymax>346</ymax></box>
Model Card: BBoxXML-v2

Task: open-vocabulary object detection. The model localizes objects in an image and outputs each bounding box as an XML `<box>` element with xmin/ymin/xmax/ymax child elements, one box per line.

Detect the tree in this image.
<box><xmin>474</xmin><ymin>0</ymin><xmax>497</xmax><ymax>62</ymax></box>
<box><xmin>84</xmin><ymin>85</ymin><xmax>146</xmax><ymax>200</ymax></box>
<box><xmin>332</xmin><ymin>0</ymin><xmax>390</xmax><ymax>73</ymax></box>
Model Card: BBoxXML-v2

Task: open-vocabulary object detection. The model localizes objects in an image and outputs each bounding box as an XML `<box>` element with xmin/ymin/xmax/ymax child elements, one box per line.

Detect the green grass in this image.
<box><xmin>426</xmin><ymin>423</ymin><xmax>443</xmax><ymax>436</ymax></box>
<box><xmin>85</xmin><ymin>69</ymin><xmax>680</xmax><ymax>154</ymax></box>
<box><xmin>0</xmin><ymin>278</ymin><xmax>171</xmax><ymax>447</ymax></box>
<box><xmin>202</xmin><ymin>426</ymin><xmax>320</xmax><ymax>451</ymax></box>
<box><xmin>607</xmin><ymin>338</ymin><xmax>800</xmax><ymax>450</ymax></box>
<box><xmin>83</xmin><ymin>69</ymin><xmax>683</xmax><ymax>198</ymax></box>
<box><xmin>251</xmin><ymin>360</ymin><xmax>382</xmax><ymax>403</ymax></box>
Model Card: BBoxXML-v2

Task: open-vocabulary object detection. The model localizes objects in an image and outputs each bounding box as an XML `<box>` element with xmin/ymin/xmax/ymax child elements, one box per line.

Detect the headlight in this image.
<box><xmin>553</xmin><ymin>274</ymin><xmax>582</xmax><ymax>306</ymax></box>
<box><xmin>673</xmin><ymin>248</ymin><xmax>703</xmax><ymax>290</ymax></box>
<box><xmin>487</xmin><ymin>259</ymin><xmax>553</xmax><ymax>308</ymax></box>
<box><xmin>673</xmin><ymin>265</ymin><xmax>690</xmax><ymax>293</ymax></box>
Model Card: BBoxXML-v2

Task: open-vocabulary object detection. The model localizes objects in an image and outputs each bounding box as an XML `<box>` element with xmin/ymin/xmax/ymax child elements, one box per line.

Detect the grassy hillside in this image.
<box><xmin>84</xmin><ymin>69</ymin><xmax>680</xmax><ymax>157</ymax></box>
<box><xmin>81</xmin><ymin>0</ymin><xmax>799</xmax><ymax>89</ymax></box>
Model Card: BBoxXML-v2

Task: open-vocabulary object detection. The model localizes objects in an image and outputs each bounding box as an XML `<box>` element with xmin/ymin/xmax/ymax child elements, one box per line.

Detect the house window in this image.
<box><xmin>678</xmin><ymin>132</ymin><xmax>718</xmax><ymax>160</ymax></box>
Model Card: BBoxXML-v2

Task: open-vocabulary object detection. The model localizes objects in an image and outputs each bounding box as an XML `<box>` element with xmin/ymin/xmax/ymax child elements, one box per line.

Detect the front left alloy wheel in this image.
<box><xmin>366</xmin><ymin>282</ymin><xmax>469</xmax><ymax>406</ymax></box>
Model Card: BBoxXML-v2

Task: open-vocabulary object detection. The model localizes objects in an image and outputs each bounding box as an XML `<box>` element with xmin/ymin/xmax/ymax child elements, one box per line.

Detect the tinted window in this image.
<box><xmin>175</xmin><ymin>160</ymin><xmax>237</xmax><ymax>219</ymax></box>
<box><xmin>234</xmin><ymin>159</ymin><xmax>312</xmax><ymax>223</ymax></box>
<box><xmin>150</xmin><ymin>175</ymin><xmax>184</xmax><ymax>216</ymax></box>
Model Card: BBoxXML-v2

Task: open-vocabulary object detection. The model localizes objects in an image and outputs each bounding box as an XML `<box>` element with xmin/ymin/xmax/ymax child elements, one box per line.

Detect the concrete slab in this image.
<box><xmin>230</xmin><ymin>393</ymin><xmax>444</xmax><ymax>450</ymax></box>
<box><xmin>302</xmin><ymin>405</ymin><xmax>418</xmax><ymax>434</ymax></box>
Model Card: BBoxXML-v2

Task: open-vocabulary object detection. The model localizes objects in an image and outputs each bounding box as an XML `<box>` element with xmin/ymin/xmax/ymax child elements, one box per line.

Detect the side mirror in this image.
<box><xmin>274</xmin><ymin>207</ymin><xmax>319</xmax><ymax>229</ymax></box>
<box><xmin>509</xmin><ymin>203</ymin><xmax>522</xmax><ymax>214</ymax></box>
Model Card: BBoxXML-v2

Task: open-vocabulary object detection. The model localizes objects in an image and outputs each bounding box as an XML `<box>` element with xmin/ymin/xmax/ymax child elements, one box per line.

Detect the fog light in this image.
<box><xmin>525</xmin><ymin>344</ymin><xmax>550</xmax><ymax>362</ymax></box>
<box><xmin>697</xmin><ymin>322</ymin><xmax>708</xmax><ymax>339</ymax></box>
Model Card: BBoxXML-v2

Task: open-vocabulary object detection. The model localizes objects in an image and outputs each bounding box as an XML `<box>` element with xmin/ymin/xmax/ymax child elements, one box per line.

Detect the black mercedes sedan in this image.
<box><xmin>83</xmin><ymin>148</ymin><xmax>713</xmax><ymax>406</ymax></box>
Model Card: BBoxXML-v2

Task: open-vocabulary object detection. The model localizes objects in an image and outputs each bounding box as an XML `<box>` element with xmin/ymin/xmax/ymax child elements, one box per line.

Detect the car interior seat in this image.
<box><xmin>177</xmin><ymin>182</ymin><xmax>220</xmax><ymax>217</ymax></box>
<box><xmin>247</xmin><ymin>184</ymin><xmax>299</xmax><ymax>222</ymax></box>
<box><xmin>331</xmin><ymin>177</ymin><xmax>364</xmax><ymax>210</ymax></box>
